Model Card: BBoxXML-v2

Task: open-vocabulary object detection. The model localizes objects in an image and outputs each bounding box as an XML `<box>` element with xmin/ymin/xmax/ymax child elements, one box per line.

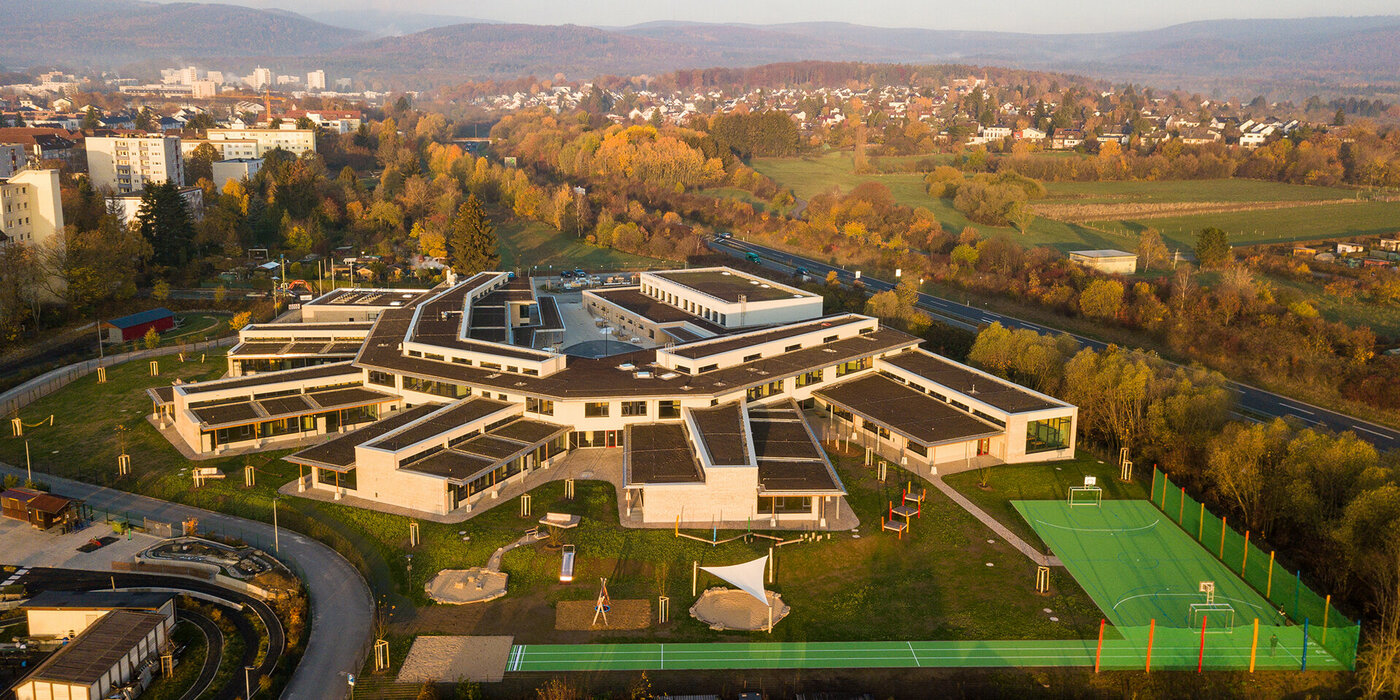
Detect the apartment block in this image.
<box><xmin>0</xmin><ymin>168</ymin><xmax>64</xmax><ymax>248</ymax></box>
<box><xmin>206</xmin><ymin>128</ymin><xmax>316</xmax><ymax>156</ymax></box>
<box><xmin>85</xmin><ymin>134</ymin><xmax>184</xmax><ymax>193</ymax></box>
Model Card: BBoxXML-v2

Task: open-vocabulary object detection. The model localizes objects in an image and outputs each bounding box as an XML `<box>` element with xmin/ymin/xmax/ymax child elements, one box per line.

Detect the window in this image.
<box><xmin>785</xmin><ymin>344</ymin><xmax>802</xmax><ymax>352</ymax></box>
<box><xmin>835</xmin><ymin>357</ymin><xmax>870</xmax><ymax>377</ymax></box>
<box><xmin>658</xmin><ymin>400</ymin><xmax>680</xmax><ymax>419</ymax></box>
<box><xmin>698</xmin><ymin>364</ymin><xmax>718</xmax><ymax>373</ymax></box>
<box><xmin>621</xmin><ymin>401</ymin><xmax>647</xmax><ymax>417</ymax></box>
<box><xmin>368</xmin><ymin>370</ymin><xmax>394</xmax><ymax>387</ymax></box>
<box><xmin>743</xmin><ymin>353</ymin><xmax>761</xmax><ymax>362</ymax></box>
<box><xmin>796</xmin><ymin>370</ymin><xmax>823</xmax><ymax>387</ymax></box>
<box><xmin>402</xmin><ymin>376</ymin><xmax>469</xmax><ymax>399</ymax></box>
<box><xmin>526</xmin><ymin>397</ymin><xmax>554</xmax><ymax>415</ymax></box>
<box><xmin>823</xmin><ymin>334</ymin><xmax>839</xmax><ymax>343</ymax></box>
<box><xmin>1026</xmin><ymin>416</ymin><xmax>1071</xmax><ymax>454</ymax></box>
<box><xmin>584</xmin><ymin>402</ymin><xmax>610</xmax><ymax>418</ymax></box>
<box><xmin>908</xmin><ymin>443</ymin><xmax>927</xmax><ymax>458</ymax></box>
<box><xmin>675</xmin><ymin>366</ymin><xmax>691</xmax><ymax>375</ymax></box>
<box><xmin>746</xmin><ymin>379</ymin><xmax>784</xmax><ymax>402</ymax></box>
<box><xmin>861</xmin><ymin>419</ymin><xmax>890</xmax><ymax>440</ymax></box>
<box><xmin>318</xmin><ymin>467</ymin><xmax>355</xmax><ymax>490</ymax></box>
<box><xmin>758</xmin><ymin>495</ymin><xmax>812</xmax><ymax>514</ymax></box>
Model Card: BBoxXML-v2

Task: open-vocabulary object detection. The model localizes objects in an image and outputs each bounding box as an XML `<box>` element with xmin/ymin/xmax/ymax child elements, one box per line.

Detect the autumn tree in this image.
<box><xmin>1079</xmin><ymin>279</ymin><xmax>1124</xmax><ymax>320</ymax></box>
<box><xmin>449</xmin><ymin>195</ymin><xmax>499</xmax><ymax>275</ymax></box>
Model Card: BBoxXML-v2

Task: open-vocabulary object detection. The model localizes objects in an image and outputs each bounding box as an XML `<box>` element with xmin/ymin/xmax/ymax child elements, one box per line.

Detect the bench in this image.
<box><xmin>539</xmin><ymin>512</ymin><xmax>581</xmax><ymax>530</ymax></box>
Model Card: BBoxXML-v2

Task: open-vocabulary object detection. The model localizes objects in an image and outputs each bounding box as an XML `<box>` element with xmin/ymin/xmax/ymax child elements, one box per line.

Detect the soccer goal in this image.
<box><xmin>1067</xmin><ymin>476</ymin><xmax>1103</xmax><ymax>506</ymax></box>
<box><xmin>1190</xmin><ymin>582</ymin><xmax>1236</xmax><ymax>632</ymax></box>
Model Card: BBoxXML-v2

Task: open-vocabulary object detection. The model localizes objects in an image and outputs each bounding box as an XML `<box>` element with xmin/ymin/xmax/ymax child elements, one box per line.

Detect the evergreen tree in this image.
<box><xmin>82</xmin><ymin>106</ymin><xmax>100</xmax><ymax>133</ymax></box>
<box><xmin>136</xmin><ymin>181</ymin><xmax>195</xmax><ymax>268</ymax></box>
<box><xmin>449</xmin><ymin>195</ymin><xmax>498</xmax><ymax>275</ymax></box>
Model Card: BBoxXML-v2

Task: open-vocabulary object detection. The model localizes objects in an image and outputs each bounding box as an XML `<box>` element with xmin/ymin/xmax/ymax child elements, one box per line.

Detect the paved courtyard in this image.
<box><xmin>0</xmin><ymin>518</ymin><xmax>160</xmax><ymax>572</ymax></box>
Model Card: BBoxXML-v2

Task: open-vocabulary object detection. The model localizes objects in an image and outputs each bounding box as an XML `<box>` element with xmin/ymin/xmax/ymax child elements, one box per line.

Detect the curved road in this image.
<box><xmin>0</xmin><ymin>463</ymin><xmax>372</xmax><ymax>700</ymax></box>
<box><xmin>714</xmin><ymin>238</ymin><xmax>1400</xmax><ymax>451</ymax></box>
<box><xmin>179</xmin><ymin>610</ymin><xmax>224</xmax><ymax>700</ymax></box>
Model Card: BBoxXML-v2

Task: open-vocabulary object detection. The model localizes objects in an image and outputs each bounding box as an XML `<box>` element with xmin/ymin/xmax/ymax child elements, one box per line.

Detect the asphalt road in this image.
<box><xmin>0</xmin><ymin>463</ymin><xmax>372</xmax><ymax>700</ymax></box>
<box><xmin>713</xmin><ymin>238</ymin><xmax>1400</xmax><ymax>452</ymax></box>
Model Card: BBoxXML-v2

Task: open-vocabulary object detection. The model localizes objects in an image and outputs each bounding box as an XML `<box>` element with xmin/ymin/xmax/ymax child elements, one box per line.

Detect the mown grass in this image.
<box><xmin>493</xmin><ymin>210</ymin><xmax>673</xmax><ymax>273</ymax></box>
<box><xmin>943</xmin><ymin>457</ymin><xmax>1150</xmax><ymax>551</ymax></box>
<box><xmin>749</xmin><ymin>151</ymin><xmax>1384</xmax><ymax>252</ymax></box>
<box><xmin>1</xmin><ymin>352</ymin><xmax>1110</xmax><ymax>644</ymax></box>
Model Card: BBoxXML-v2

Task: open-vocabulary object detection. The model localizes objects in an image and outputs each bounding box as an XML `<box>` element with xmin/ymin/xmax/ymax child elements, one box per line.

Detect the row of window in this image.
<box><xmin>403</xmin><ymin>349</ymin><xmax>539</xmax><ymax>376</ymax></box>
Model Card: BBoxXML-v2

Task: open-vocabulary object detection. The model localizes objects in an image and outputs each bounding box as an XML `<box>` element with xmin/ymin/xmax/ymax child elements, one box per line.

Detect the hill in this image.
<box><xmin>323</xmin><ymin>23</ymin><xmax>719</xmax><ymax>83</ymax></box>
<box><xmin>0</xmin><ymin>0</ymin><xmax>362</xmax><ymax>68</ymax></box>
<box><xmin>307</xmin><ymin>9</ymin><xmax>500</xmax><ymax>37</ymax></box>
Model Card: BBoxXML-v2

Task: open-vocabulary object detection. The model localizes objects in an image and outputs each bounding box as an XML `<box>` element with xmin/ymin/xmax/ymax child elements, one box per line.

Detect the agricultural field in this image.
<box><xmin>493</xmin><ymin>211</ymin><xmax>673</xmax><ymax>273</ymax></box>
<box><xmin>1264</xmin><ymin>273</ymin><xmax>1400</xmax><ymax>340</ymax></box>
<box><xmin>748</xmin><ymin>150</ymin><xmax>1391</xmax><ymax>253</ymax></box>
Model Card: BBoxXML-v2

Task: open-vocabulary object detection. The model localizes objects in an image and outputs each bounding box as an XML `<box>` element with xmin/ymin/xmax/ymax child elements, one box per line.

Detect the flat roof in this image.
<box><xmin>365</xmin><ymin>397</ymin><xmax>513</xmax><ymax>452</ymax></box>
<box><xmin>23</xmin><ymin>590</ymin><xmax>174</xmax><ymax>611</ymax></box>
<box><xmin>23</xmin><ymin>610</ymin><xmax>165</xmax><ymax>685</ymax></box>
<box><xmin>653</xmin><ymin>269</ymin><xmax>812</xmax><ymax>303</ymax></box>
<box><xmin>749</xmin><ymin>402</ymin><xmax>842</xmax><ymax>493</ymax></box>
<box><xmin>310</xmin><ymin>288</ymin><xmax>429</xmax><ymax>307</ymax></box>
<box><xmin>178</xmin><ymin>362</ymin><xmax>359</xmax><ymax>395</ymax></box>
<box><xmin>880</xmin><ymin>349</ymin><xmax>1062</xmax><ymax>413</ymax></box>
<box><xmin>626</xmin><ymin>423</ymin><xmax>703</xmax><ymax>485</ymax></box>
<box><xmin>191</xmin><ymin>386</ymin><xmax>399</xmax><ymax>429</ymax></box>
<box><xmin>286</xmin><ymin>404</ymin><xmax>442</xmax><ymax>469</ymax></box>
<box><xmin>815</xmin><ymin>373</ymin><xmax>1002</xmax><ymax>447</ymax></box>
<box><xmin>688</xmin><ymin>402</ymin><xmax>751</xmax><ymax>466</ymax></box>
<box><xmin>1069</xmin><ymin>249</ymin><xmax>1135</xmax><ymax>259</ymax></box>
<box><xmin>399</xmin><ymin>449</ymin><xmax>495</xmax><ymax>483</ymax></box>
<box><xmin>669</xmin><ymin>314</ymin><xmax>867</xmax><ymax>361</ymax></box>
<box><xmin>589</xmin><ymin>288</ymin><xmax>726</xmax><ymax>333</ymax></box>
<box><xmin>356</xmin><ymin>310</ymin><xmax>920</xmax><ymax>400</ymax></box>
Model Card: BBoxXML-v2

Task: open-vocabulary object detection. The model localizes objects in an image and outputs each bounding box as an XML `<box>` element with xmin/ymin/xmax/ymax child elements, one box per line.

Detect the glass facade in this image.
<box><xmin>758</xmin><ymin>495</ymin><xmax>813</xmax><ymax>514</ymax></box>
<box><xmin>1026</xmin><ymin>416</ymin><xmax>1071</xmax><ymax>454</ymax></box>
<box><xmin>402</xmin><ymin>376</ymin><xmax>469</xmax><ymax>399</ymax></box>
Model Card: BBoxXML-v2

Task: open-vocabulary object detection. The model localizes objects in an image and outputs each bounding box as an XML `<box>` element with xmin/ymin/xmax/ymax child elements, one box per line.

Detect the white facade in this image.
<box><xmin>0</xmin><ymin>168</ymin><xmax>64</xmax><ymax>248</ymax></box>
<box><xmin>0</xmin><ymin>143</ymin><xmax>25</xmax><ymax>177</ymax></box>
<box><xmin>206</xmin><ymin>128</ymin><xmax>316</xmax><ymax>156</ymax></box>
<box><xmin>1069</xmin><ymin>249</ymin><xmax>1138</xmax><ymax>275</ymax></box>
<box><xmin>252</xmin><ymin>67</ymin><xmax>273</xmax><ymax>90</ymax></box>
<box><xmin>307</xmin><ymin>70</ymin><xmax>326</xmax><ymax>91</ymax></box>
<box><xmin>211</xmin><ymin>158</ymin><xmax>263</xmax><ymax>187</ymax></box>
<box><xmin>85</xmin><ymin>135</ymin><xmax>184</xmax><ymax>194</ymax></box>
<box><xmin>107</xmin><ymin>186</ymin><xmax>205</xmax><ymax>225</ymax></box>
<box><xmin>637</xmin><ymin>268</ymin><xmax>823</xmax><ymax>330</ymax></box>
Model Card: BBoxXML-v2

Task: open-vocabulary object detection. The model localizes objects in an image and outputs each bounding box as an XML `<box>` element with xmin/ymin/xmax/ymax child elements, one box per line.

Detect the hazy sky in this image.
<box><xmin>221</xmin><ymin>0</ymin><xmax>1398</xmax><ymax>33</ymax></box>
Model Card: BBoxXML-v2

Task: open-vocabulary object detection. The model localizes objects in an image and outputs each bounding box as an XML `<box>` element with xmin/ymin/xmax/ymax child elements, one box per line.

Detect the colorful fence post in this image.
<box><xmin>1294</xmin><ymin>570</ymin><xmax>1302</xmax><ymax>619</ymax></box>
<box><xmin>1301</xmin><ymin>618</ymin><xmax>1309</xmax><ymax>671</ymax></box>
<box><xmin>1198</xmin><ymin>502</ymin><xmax>1205</xmax><ymax>540</ymax></box>
<box><xmin>1179</xmin><ymin>486</ymin><xmax>1186</xmax><ymax>523</ymax></box>
<box><xmin>1198</xmin><ymin>615</ymin><xmax>1208</xmax><ymax>672</ymax></box>
<box><xmin>1219</xmin><ymin>515</ymin><xmax>1227</xmax><ymax>559</ymax></box>
<box><xmin>1249</xmin><ymin>618</ymin><xmax>1259</xmax><ymax>673</ymax></box>
<box><xmin>1150</xmin><ymin>468</ymin><xmax>1158</xmax><ymax>508</ymax></box>
<box><xmin>1241</xmin><ymin>530</ymin><xmax>1250</xmax><ymax>576</ymax></box>
<box><xmin>1146</xmin><ymin>619</ymin><xmax>1155</xmax><ymax>672</ymax></box>
<box><xmin>1266</xmin><ymin>551</ymin><xmax>1275</xmax><ymax>597</ymax></box>
<box><xmin>1323</xmin><ymin>595</ymin><xmax>1331</xmax><ymax>644</ymax></box>
<box><xmin>1095</xmin><ymin>618</ymin><xmax>1105</xmax><ymax>673</ymax></box>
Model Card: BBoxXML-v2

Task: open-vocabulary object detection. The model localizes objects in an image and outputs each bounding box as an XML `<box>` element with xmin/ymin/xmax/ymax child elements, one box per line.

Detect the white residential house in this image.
<box><xmin>84</xmin><ymin>134</ymin><xmax>184</xmax><ymax>194</ymax></box>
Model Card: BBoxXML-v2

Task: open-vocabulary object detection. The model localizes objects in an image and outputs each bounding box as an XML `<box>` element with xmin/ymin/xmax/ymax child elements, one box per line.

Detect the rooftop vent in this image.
<box><xmin>658</xmin><ymin>372</ymin><xmax>679</xmax><ymax>380</ymax></box>
<box><xmin>486</xmin><ymin>373</ymin><xmax>502</xmax><ymax>379</ymax></box>
<box><xmin>617</xmin><ymin>363</ymin><xmax>636</xmax><ymax>371</ymax></box>
<box><xmin>634</xmin><ymin>370</ymin><xmax>653</xmax><ymax>379</ymax></box>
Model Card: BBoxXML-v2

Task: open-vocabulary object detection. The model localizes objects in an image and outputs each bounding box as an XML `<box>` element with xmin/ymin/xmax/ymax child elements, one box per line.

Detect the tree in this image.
<box><xmin>143</xmin><ymin>327</ymin><xmax>160</xmax><ymax>349</ymax></box>
<box><xmin>449</xmin><ymin>195</ymin><xmax>499</xmax><ymax>275</ymax></box>
<box><xmin>1006</xmin><ymin>200</ymin><xmax>1035</xmax><ymax>235</ymax></box>
<box><xmin>152</xmin><ymin>281</ymin><xmax>171</xmax><ymax>301</ymax></box>
<box><xmin>186</xmin><ymin>143</ymin><xmax>220</xmax><ymax>186</ymax></box>
<box><xmin>1136</xmin><ymin>228</ymin><xmax>1170</xmax><ymax>271</ymax></box>
<box><xmin>1079</xmin><ymin>279</ymin><xmax>1124</xmax><ymax>320</ymax></box>
<box><xmin>82</xmin><ymin>106</ymin><xmax>100</xmax><ymax>133</ymax></box>
<box><xmin>229</xmin><ymin>311</ymin><xmax>251</xmax><ymax>331</ymax></box>
<box><xmin>1193</xmin><ymin>227</ymin><xmax>1232</xmax><ymax>268</ymax></box>
<box><xmin>135</xmin><ymin>182</ymin><xmax>195</xmax><ymax>268</ymax></box>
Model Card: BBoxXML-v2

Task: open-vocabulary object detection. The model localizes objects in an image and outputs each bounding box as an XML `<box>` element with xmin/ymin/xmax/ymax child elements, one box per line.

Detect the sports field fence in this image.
<box><xmin>1151</xmin><ymin>467</ymin><xmax>1359</xmax><ymax>669</ymax></box>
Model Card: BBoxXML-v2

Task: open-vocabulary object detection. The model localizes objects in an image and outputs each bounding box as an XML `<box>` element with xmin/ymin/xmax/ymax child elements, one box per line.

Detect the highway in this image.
<box><xmin>712</xmin><ymin>237</ymin><xmax>1400</xmax><ymax>452</ymax></box>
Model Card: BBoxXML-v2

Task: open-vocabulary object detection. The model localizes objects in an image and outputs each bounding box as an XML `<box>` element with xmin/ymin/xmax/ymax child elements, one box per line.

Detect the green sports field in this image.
<box><xmin>1014</xmin><ymin>500</ymin><xmax>1283</xmax><ymax>630</ymax></box>
<box><xmin>506</xmin><ymin>498</ymin><xmax>1352</xmax><ymax>674</ymax></box>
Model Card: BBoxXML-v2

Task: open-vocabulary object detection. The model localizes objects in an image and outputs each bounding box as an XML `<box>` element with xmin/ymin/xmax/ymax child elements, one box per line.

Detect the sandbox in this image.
<box><xmin>425</xmin><ymin>567</ymin><xmax>507</xmax><ymax>604</ymax></box>
<box><xmin>689</xmin><ymin>587</ymin><xmax>790</xmax><ymax>631</ymax></box>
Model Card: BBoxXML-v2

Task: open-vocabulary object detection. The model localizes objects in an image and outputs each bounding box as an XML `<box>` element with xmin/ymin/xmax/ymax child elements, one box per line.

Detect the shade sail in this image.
<box><xmin>700</xmin><ymin>555</ymin><xmax>769</xmax><ymax>607</ymax></box>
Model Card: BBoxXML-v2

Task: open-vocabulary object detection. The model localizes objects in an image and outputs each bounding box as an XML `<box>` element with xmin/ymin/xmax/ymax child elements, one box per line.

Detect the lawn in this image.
<box><xmin>749</xmin><ymin>151</ymin><xmax>1387</xmax><ymax>252</ymax></box>
<box><xmin>943</xmin><ymin>457</ymin><xmax>1150</xmax><ymax>551</ymax></box>
<box><xmin>0</xmin><ymin>353</ymin><xmax>1107</xmax><ymax>649</ymax></box>
<box><xmin>493</xmin><ymin>210</ymin><xmax>674</xmax><ymax>273</ymax></box>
